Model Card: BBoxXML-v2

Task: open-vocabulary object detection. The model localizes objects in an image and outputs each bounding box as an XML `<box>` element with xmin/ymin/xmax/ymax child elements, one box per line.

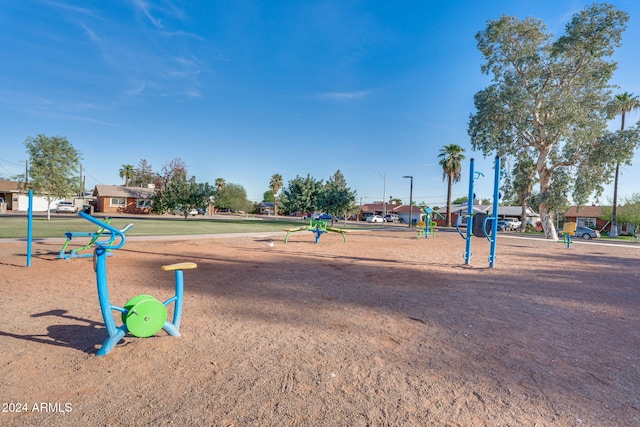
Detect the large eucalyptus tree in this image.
<box><xmin>468</xmin><ymin>3</ymin><xmax>629</xmax><ymax>239</ymax></box>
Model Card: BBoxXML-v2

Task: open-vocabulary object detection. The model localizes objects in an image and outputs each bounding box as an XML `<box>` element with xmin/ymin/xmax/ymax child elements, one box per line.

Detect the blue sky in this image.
<box><xmin>1</xmin><ymin>0</ymin><xmax>639</xmax><ymax>207</ymax></box>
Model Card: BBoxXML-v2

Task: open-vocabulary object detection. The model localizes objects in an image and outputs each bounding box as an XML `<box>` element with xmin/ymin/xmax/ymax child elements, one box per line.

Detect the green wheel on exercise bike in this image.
<box><xmin>122</xmin><ymin>294</ymin><xmax>167</xmax><ymax>338</ymax></box>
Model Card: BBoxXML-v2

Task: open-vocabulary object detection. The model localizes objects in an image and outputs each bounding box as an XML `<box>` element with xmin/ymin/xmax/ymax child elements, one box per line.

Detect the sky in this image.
<box><xmin>1</xmin><ymin>0</ymin><xmax>639</xmax><ymax>207</ymax></box>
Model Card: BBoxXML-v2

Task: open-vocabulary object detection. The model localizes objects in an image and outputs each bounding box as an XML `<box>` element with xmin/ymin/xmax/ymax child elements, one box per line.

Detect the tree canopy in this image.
<box><xmin>152</xmin><ymin>175</ymin><xmax>214</xmax><ymax>219</ymax></box>
<box><xmin>604</xmin><ymin>92</ymin><xmax>640</xmax><ymax>237</ymax></box>
<box><xmin>438</xmin><ymin>144</ymin><xmax>466</xmax><ymax>227</ymax></box>
<box><xmin>280</xmin><ymin>171</ymin><xmax>357</xmax><ymax>220</ymax></box>
<box><xmin>281</xmin><ymin>174</ymin><xmax>322</xmax><ymax>216</ymax></box>
<box><xmin>214</xmin><ymin>183</ymin><xmax>252</xmax><ymax>212</ymax></box>
<box><xmin>22</xmin><ymin>134</ymin><xmax>81</xmax><ymax>220</ymax></box>
<box><xmin>119</xmin><ymin>164</ymin><xmax>135</xmax><ymax>187</ymax></box>
<box><xmin>317</xmin><ymin>170</ymin><xmax>357</xmax><ymax>221</ymax></box>
<box><xmin>269</xmin><ymin>173</ymin><xmax>283</xmax><ymax>217</ymax></box>
<box><xmin>468</xmin><ymin>3</ymin><xmax>629</xmax><ymax>239</ymax></box>
<box><xmin>601</xmin><ymin>193</ymin><xmax>640</xmax><ymax>236</ymax></box>
<box><xmin>126</xmin><ymin>159</ymin><xmax>155</xmax><ymax>188</ymax></box>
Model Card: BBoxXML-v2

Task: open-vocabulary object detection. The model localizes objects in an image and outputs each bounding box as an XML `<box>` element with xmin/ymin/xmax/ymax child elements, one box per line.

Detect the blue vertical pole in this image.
<box><xmin>424</xmin><ymin>208</ymin><xmax>432</xmax><ymax>239</ymax></box>
<box><xmin>489</xmin><ymin>156</ymin><xmax>501</xmax><ymax>268</ymax></box>
<box><xmin>27</xmin><ymin>190</ymin><xmax>33</xmax><ymax>267</ymax></box>
<box><xmin>173</xmin><ymin>270</ymin><xmax>184</xmax><ymax>330</ymax></box>
<box><xmin>464</xmin><ymin>159</ymin><xmax>474</xmax><ymax>264</ymax></box>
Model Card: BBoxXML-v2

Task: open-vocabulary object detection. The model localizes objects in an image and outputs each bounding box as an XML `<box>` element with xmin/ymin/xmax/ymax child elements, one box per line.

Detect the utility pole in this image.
<box><xmin>374</xmin><ymin>171</ymin><xmax>386</xmax><ymax>219</ymax></box>
<box><xmin>80</xmin><ymin>163</ymin><xmax>84</xmax><ymax>198</ymax></box>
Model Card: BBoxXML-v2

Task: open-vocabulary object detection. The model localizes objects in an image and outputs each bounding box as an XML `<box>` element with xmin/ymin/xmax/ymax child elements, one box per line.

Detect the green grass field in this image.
<box><xmin>0</xmin><ymin>215</ymin><xmax>368</xmax><ymax>239</ymax></box>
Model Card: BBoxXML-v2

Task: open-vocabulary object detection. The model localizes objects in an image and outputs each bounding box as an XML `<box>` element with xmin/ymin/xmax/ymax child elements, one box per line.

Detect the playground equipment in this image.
<box><xmin>416</xmin><ymin>220</ymin><xmax>435</xmax><ymax>238</ymax></box>
<box><xmin>58</xmin><ymin>217</ymin><xmax>125</xmax><ymax>259</ymax></box>
<box><xmin>78</xmin><ymin>212</ymin><xmax>197</xmax><ymax>356</ymax></box>
<box><xmin>455</xmin><ymin>156</ymin><xmax>505</xmax><ymax>268</ymax></box>
<box><xmin>284</xmin><ymin>219</ymin><xmax>349</xmax><ymax>244</ymax></box>
<box><xmin>417</xmin><ymin>206</ymin><xmax>444</xmax><ymax>238</ymax></box>
<box><xmin>560</xmin><ymin>222</ymin><xmax>577</xmax><ymax>248</ymax></box>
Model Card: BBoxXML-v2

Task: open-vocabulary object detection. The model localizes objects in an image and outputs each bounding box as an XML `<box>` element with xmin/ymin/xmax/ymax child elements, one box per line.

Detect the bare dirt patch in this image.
<box><xmin>1</xmin><ymin>229</ymin><xmax>639</xmax><ymax>426</ymax></box>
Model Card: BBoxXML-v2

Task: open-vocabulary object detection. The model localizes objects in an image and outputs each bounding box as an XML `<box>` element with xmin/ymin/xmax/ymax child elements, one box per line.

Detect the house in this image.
<box><xmin>0</xmin><ymin>179</ymin><xmax>21</xmax><ymax>211</ymax></box>
<box><xmin>358</xmin><ymin>202</ymin><xmax>402</xmax><ymax>220</ymax></box>
<box><xmin>360</xmin><ymin>202</ymin><xmax>403</xmax><ymax>220</ymax></box>
<box><xmin>0</xmin><ymin>179</ymin><xmax>80</xmax><ymax>212</ymax></box>
<box><xmin>496</xmin><ymin>206</ymin><xmax>540</xmax><ymax>226</ymax></box>
<box><xmin>564</xmin><ymin>205</ymin><xmax>631</xmax><ymax>234</ymax></box>
<box><xmin>93</xmin><ymin>185</ymin><xmax>155</xmax><ymax>214</ymax></box>
<box><xmin>256</xmin><ymin>201</ymin><xmax>275</xmax><ymax>215</ymax></box>
<box><xmin>394</xmin><ymin>204</ymin><xmax>423</xmax><ymax>225</ymax></box>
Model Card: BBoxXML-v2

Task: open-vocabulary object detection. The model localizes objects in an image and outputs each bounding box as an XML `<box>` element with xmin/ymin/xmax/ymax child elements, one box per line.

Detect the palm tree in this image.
<box><xmin>606</xmin><ymin>92</ymin><xmax>640</xmax><ymax>238</ymax></box>
<box><xmin>214</xmin><ymin>177</ymin><xmax>226</xmax><ymax>192</ymax></box>
<box><xmin>438</xmin><ymin>144</ymin><xmax>466</xmax><ymax>227</ymax></box>
<box><xmin>269</xmin><ymin>173</ymin><xmax>283</xmax><ymax>217</ymax></box>
<box><xmin>119</xmin><ymin>164</ymin><xmax>135</xmax><ymax>187</ymax></box>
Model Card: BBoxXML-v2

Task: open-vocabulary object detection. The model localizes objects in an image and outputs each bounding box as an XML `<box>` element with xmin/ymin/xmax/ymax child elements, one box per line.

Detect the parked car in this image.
<box><xmin>496</xmin><ymin>220</ymin><xmax>510</xmax><ymax>231</ymax></box>
<box><xmin>366</xmin><ymin>215</ymin><xmax>385</xmax><ymax>223</ymax></box>
<box><xmin>385</xmin><ymin>214</ymin><xmax>400</xmax><ymax>223</ymax></box>
<box><xmin>574</xmin><ymin>226</ymin><xmax>600</xmax><ymax>240</ymax></box>
<box><xmin>56</xmin><ymin>201</ymin><xmax>78</xmax><ymax>213</ymax></box>
<box><xmin>173</xmin><ymin>208</ymin><xmax>199</xmax><ymax>216</ymax></box>
<box><xmin>503</xmin><ymin>217</ymin><xmax>522</xmax><ymax>229</ymax></box>
<box><xmin>318</xmin><ymin>214</ymin><xmax>333</xmax><ymax>221</ymax></box>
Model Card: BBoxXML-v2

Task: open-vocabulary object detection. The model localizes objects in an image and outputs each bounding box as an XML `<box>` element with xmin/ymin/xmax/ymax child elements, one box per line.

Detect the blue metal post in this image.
<box><xmin>489</xmin><ymin>156</ymin><xmax>501</xmax><ymax>268</ymax></box>
<box><xmin>464</xmin><ymin>159</ymin><xmax>475</xmax><ymax>264</ymax></box>
<box><xmin>95</xmin><ymin>245</ymin><xmax>127</xmax><ymax>356</ymax></box>
<box><xmin>27</xmin><ymin>190</ymin><xmax>33</xmax><ymax>267</ymax></box>
<box><xmin>424</xmin><ymin>207</ymin><xmax>432</xmax><ymax>239</ymax></box>
<box><xmin>173</xmin><ymin>270</ymin><xmax>184</xmax><ymax>330</ymax></box>
<box><xmin>161</xmin><ymin>269</ymin><xmax>184</xmax><ymax>337</ymax></box>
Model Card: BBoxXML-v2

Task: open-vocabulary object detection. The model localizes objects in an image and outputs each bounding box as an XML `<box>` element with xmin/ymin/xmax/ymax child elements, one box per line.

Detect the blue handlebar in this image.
<box><xmin>455</xmin><ymin>216</ymin><xmax>467</xmax><ymax>240</ymax></box>
<box><xmin>483</xmin><ymin>216</ymin><xmax>495</xmax><ymax>243</ymax></box>
<box><xmin>78</xmin><ymin>212</ymin><xmax>129</xmax><ymax>250</ymax></box>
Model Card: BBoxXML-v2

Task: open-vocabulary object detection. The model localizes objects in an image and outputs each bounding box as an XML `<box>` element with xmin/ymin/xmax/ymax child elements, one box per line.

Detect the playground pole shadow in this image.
<box><xmin>0</xmin><ymin>309</ymin><xmax>112</xmax><ymax>355</ymax></box>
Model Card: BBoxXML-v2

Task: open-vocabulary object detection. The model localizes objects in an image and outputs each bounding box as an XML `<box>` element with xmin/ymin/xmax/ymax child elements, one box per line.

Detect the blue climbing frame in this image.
<box><xmin>454</xmin><ymin>156</ymin><xmax>504</xmax><ymax>268</ymax></box>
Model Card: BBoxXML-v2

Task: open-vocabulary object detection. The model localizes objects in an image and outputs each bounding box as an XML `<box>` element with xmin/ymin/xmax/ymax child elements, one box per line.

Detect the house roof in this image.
<box><xmin>433</xmin><ymin>204</ymin><xmax>540</xmax><ymax>217</ymax></box>
<box><xmin>564</xmin><ymin>205</ymin><xmax>605</xmax><ymax>218</ymax></box>
<box><xmin>361</xmin><ymin>203</ymin><xmax>403</xmax><ymax>212</ymax></box>
<box><xmin>497</xmin><ymin>206</ymin><xmax>539</xmax><ymax>217</ymax></box>
<box><xmin>0</xmin><ymin>180</ymin><xmax>22</xmax><ymax>192</ymax></box>
<box><xmin>395</xmin><ymin>205</ymin><xmax>422</xmax><ymax>214</ymax></box>
<box><xmin>435</xmin><ymin>204</ymin><xmax>492</xmax><ymax>214</ymax></box>
<box><xmin>93</xmin><ymin>185</ymin><xmax>155</xmax><ymax>198</ymax></box>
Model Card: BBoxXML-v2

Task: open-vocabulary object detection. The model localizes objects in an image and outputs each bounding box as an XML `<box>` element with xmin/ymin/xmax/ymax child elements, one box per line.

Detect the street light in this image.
<box><xmin>403</xmin><ymin>175</ymin><xmax>413</xmax><ymax>227</ymax></box>
<box><xmin>374</xmin><ymin>171</ymin><xmax>386</xmax><ymax>219</ymax></box>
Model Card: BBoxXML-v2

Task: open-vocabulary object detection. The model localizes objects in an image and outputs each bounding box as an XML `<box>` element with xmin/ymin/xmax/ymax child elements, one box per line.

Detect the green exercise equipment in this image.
<box><xmin>121</xmin><ymin>294</ymin><xmax>168</xmax><ymax>338</ymax></box>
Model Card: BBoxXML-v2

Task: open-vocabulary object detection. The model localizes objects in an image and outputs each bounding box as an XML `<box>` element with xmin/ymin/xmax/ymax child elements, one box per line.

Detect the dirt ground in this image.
<box><xmin>1</xmin><ymin>227</ymin><xmax>639</xmax><ymax>426</ymax></box>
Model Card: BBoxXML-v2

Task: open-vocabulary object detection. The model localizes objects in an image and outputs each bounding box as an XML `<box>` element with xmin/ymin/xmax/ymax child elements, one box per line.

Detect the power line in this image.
<box><xmin>0</xmin><ymin>158</ymin><xmax>23</xmax><ymax>166</ymax></box>
<box><xmin>82</xmin><ymin>167</ymin><xmax>105</xmax><ymax>185</ymax></box>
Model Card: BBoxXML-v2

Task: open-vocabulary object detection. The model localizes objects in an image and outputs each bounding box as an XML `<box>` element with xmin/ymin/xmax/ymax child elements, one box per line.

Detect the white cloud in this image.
<box><xmin>319</xmin><ymin>91</ymin><xmax>370</xmax><ymax>100</ymax></box>
<box><xmin>132</xmin><ymin>0</ymin><xmax>164</xmax><ymax>29</ymax></box>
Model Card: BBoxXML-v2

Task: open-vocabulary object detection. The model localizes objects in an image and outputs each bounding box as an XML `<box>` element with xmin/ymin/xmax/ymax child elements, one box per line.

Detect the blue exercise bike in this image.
<box><xmin>79</xmin><ymin>212</ymin><xmax>197</xmax><ymax>356</ymax></box>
